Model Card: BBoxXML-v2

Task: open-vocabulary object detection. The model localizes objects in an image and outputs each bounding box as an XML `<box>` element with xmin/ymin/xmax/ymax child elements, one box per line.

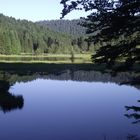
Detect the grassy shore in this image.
<box><xmin>0</xmin><ymin>53</ymin><xmax>91</xmax><ymax>58</ymax></box>
<box><xmin>0</xmin><ymin>53</ymin><xmax>92</xmax><ymax>64</ymax></box>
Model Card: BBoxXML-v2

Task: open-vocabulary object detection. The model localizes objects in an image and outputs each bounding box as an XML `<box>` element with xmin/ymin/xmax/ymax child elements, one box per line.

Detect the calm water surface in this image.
<box><xmin>0</xmin><ymin>66</ymin><xmax>140</xmax><ymax>140</ymax></box>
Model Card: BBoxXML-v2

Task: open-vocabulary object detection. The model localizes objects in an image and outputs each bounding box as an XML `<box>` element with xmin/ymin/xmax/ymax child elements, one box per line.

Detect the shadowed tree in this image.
<box><xmin>33</xmin><ymin>43</ymin><xmax>39</xmax><ymax>54</ymax></box>
<box><xmin>61</xmin><ymin>0</ymin><xmax>140</xmax><ymax>67</ymax></box>
<box><xmin>47</xmin><ymin>37</ymin><xmax>54</xmax><ymax>48</ymax></box>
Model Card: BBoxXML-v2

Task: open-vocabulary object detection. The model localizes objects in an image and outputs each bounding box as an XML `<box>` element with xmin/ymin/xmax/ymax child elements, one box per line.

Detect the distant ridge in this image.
<box><xmin>36</xmin><ymin>19</ymin><xmax>86</xmax><ymax>36</ymax></box>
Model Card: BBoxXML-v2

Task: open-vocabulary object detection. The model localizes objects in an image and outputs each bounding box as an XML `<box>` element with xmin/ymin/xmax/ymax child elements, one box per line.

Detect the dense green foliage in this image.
<box><xmin>61</xmin><ymin>0</ymin><xmax>140</xmax><ymax>66</ymax></box>
<box><xmin>37</xmin><ymin>19</ymin><xmax>86</xmax><ymax>36</ymax></box>
<box><xmin>0</xmin><ymin>14</ymin><xmax>93</xmax><ymax>55</ymax></box>
<box><xmin>37</xmin><ymin>19</ymin><xmax>95</xmax><ymax>52</ymax></box>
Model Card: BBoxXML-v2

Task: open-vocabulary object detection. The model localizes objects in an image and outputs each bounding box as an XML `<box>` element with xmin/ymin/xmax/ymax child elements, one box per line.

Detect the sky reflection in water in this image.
<box><xmin>0</xmin><ymin>78</ymin><xmax>139</xmax><ymax>140</ymax></box>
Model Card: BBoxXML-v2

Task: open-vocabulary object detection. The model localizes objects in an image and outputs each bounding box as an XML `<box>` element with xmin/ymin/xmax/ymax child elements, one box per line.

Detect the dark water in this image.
<box><xmin>0</xmin><ymin>65</ymin><xmax>140</xmax><ymax>140</ymax></box>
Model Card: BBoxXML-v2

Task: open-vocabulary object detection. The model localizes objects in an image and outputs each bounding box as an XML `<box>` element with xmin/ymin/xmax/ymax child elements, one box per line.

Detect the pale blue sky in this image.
<box><xmin>0</xmin><ymin>0</ymin><xmax>88</xmax><ymax>21</ymax></box>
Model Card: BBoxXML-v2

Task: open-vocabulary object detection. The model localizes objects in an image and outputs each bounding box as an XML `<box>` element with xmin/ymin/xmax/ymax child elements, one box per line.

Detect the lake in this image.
<box><xmin>0</xmin><ymin>64</ymin><xmax>140</xmax><ymax>140</ymax></box>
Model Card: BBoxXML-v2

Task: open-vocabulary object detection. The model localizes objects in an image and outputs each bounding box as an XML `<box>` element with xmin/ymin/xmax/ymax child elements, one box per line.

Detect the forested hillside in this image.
<box><xmin>0</xmin><ymin>14</ymin><xmax>93</xmax><ymax>55</ymax></box>
<box><xmin>37</xmin><ymin>19</ymin><xmax>86</xmax><ymax>36</ymax></box>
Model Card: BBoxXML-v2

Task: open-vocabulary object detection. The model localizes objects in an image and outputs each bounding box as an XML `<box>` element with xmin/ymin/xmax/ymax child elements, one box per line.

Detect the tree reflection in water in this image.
<box><xmin>127</xmin><ymin>134</ymin><xmax>140</xmax><ymax>140</ymax></box>
<box><xmin>0</xmin><ymin>64</ymin><xmax>140</xmax><ymax>123</ymax></box>
<box><xmin>0</xmin><ymin>64</ymin><xmax>140</xmax><ymax>139</ymax></box>
<box><xmin>125</xmin><ymin>101</ymin><xmax>140</xmax><ymax>124</ymax></box>
<box><xmin>0</xmin><ymin>80</ymin><xmax>24</xmax><ymax>113</ymax></box>
<box><xmin>122</xmin><ymin>75</ymin><xmax>140</xmax><ymax>125</ymax></box>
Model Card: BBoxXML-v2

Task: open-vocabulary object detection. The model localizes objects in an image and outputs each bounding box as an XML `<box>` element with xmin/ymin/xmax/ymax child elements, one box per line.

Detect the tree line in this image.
<box><xmin>37</xmin><ymin>19</ymin><xmax>86</xmax><ymax>36</ymax></box>
<box><xmin>0</xmin><ymin>14</ymin><xmax>94</xmax><ymax>55</ymax></box>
